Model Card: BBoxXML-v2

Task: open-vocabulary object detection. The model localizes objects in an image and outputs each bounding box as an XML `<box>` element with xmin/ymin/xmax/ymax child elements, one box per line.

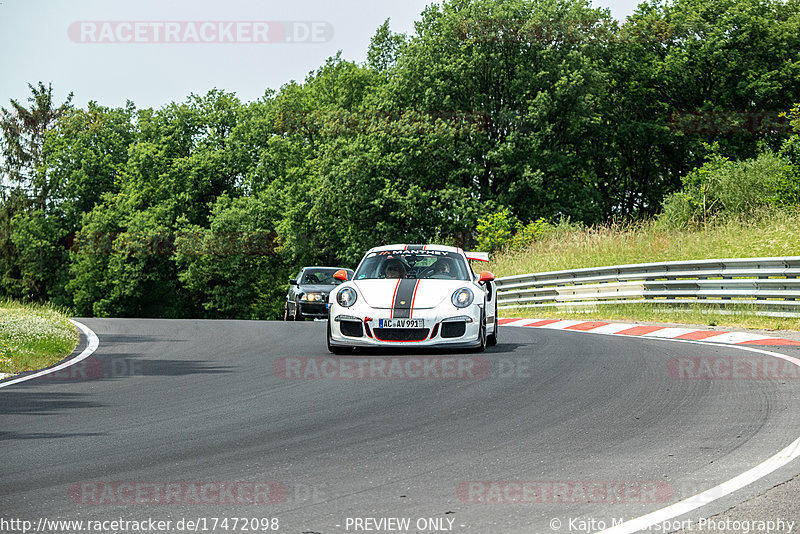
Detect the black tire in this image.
<box><xmin>327</xmin><ymin>319</ymin><xmax>350</xmax><ymax>354</ymax></box>
<box><xmin>487</xmin><ymin>301</ymin><xmax>498</xmax><ymax>346</ymax></box>
<box><xmin>293</xmin><ymin>301</ymin><xmax>304</xmax><ymax>321</ymax></box>
<box><xmin>473</xmin><ymin>312</ymin><xmax>487</xmax><ymax>353</ymax></box>
<box><xmin>283</xmin><ymin>302</ymin><xmax>294</xmax><ymax>321</ymax></box>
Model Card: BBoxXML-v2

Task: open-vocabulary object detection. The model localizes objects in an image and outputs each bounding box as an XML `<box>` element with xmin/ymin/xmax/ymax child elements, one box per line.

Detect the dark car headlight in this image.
<box><xmin>451</xmin><ymin>288</ymin><xmax>474</xmax><ymax>308</ymax></box>
<box><xmin>336</xmin><ymin>287</ymin><xmax>358</xmax><ymax>308</ymax></box>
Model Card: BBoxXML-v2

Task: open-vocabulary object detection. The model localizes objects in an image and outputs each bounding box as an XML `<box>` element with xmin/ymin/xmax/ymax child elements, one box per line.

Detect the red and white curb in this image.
<box><xmin>499</xmin><ymin>318</ymin><xmax>800</xmax><ymax>346</ymax></box>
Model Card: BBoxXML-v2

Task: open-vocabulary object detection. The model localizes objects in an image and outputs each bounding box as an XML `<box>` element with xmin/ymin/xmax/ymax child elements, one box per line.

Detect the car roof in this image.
<box><xmin>301</xmin><ymin>266</ymin><xmax>353</xmax><ymax>270</ymax></box>
<box><xmin>362</xmin><ymin>245</ymin><xmax>490</xmax><ymax>263</ymax></box>
<box><xmin>365</xmin><ymin>244</ymin><xmax>464</xmax><ymax>254</ymax></box>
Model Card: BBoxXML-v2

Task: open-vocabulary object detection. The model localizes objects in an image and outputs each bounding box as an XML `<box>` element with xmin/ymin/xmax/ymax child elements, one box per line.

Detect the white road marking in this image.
<box><xmin>504</xmin><ymin>319</ymin><xmax>800</xmax><ymax>531</ymax></box>
<box><xmin>596</xmin><ymin>335</ymin><xmax>800</xmax><ymax>533</ymax></box>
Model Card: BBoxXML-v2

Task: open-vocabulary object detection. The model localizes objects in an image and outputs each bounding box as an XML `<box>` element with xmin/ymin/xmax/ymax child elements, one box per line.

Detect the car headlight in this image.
<box><xmin>336</xmin><ymin>287</ymin><xmax>358</xmax><ymax>308</ymax></box>
<box><xmin>451</xmin><ymin>288</ymin><xmax>474</xmax><ymax>308</ymax></box>
<box><xmin>301</xmin><ymin>293</ymin><xmax>324</xmax><ymax>302</ymax></box>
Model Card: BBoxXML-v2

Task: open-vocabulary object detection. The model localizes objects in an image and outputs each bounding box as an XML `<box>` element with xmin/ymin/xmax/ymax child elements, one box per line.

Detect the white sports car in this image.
<box><xmin>326</xmin><ymin>244</ymin><xmax>498</xmax><ymax>353</ymax></box>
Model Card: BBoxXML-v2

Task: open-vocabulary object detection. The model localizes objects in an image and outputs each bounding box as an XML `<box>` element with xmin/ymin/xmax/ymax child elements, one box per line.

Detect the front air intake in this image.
<box><xmin>441</xmin><ymin>322</ymin><xmax>466</xmax><ymax>338</ymax></box>
<box><xmin>340</xmin><ymin>320</ymin><xmax>364</xmax><ymax>338</ymax></box>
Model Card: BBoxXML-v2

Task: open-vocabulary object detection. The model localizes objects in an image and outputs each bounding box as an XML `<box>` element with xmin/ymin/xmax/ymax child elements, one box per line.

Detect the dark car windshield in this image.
<box><xmin>354</xmin><ymin>250</ymin><xmax>470</xmax><ymax>281</ymax></box>
<box><xmin>300</xmin><ymin>269</ymin><xmax>348</xmax><ymax>285</ymax></box>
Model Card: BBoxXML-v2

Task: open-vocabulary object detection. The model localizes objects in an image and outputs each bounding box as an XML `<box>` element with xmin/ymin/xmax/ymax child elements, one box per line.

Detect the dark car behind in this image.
<box><xmin>284</xmin><ymin>266</ymin><xmax>354</xmax><ymax>320</ymax></box>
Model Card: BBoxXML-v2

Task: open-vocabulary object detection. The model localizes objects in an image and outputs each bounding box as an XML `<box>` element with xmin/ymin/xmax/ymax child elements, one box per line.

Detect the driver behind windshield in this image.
<box><xmin>383</xmin><ymin>260</ymin><xmax>406</xmax><ymax>279</ymax></box>
<box><xmin>354</xmin><ymin>252</ymin><xmax>469</xmax><ymax>280</ymax></box>
<box><xmin>430</xmin><ymin>259</ymin><xmax>455</xmax><ymax>278</ymax></box>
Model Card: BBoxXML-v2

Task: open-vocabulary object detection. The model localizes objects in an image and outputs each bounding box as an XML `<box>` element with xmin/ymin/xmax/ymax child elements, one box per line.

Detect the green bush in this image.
<box><xmin>510</xmin><ymin>218</ymin><xmax>557</xmax><ymax>250</ymax></box>
<box><xmin>475</xmin><ymin>209</ymin><xmax>519</xmax><ymax>253</ymax></box>
<box><xmin>659</xmin><ymin>151</ymin><xmax>797</xmax><ymax>227</ymax></box>
<box><xmin>475</xmin><ymin>208</ymin><xmax>557</xmax><ymax>253</ymax></box>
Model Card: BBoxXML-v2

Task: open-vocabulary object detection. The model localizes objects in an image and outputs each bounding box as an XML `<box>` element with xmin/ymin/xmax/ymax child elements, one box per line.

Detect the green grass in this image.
<box><xmin>488</xmin><ymin>208</ymin><xmax>800</xmax><ymax>332</ymax></box>
<box><xmin>0</xmin><ymin>300</ymin><xmax>80</xmax><ymax>376</ymax></box>
<box><xmin>487</xmin><ymin>208</ymin><xmax>800</xmax><ymax>277</ymax></box>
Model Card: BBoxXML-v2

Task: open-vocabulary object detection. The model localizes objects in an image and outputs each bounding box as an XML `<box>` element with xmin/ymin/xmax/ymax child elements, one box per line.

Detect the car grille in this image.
<box><xmin>373</xmin><ymin>328</ymin><xmax>430</xmax><ymax>342</ymax></box>
<box><xmin>441</xmin><ymin>322</ymin><xmax>466</xmax><ymax>338</ymax></box>
<box><xmin>301</xmin><ymin>303</ymin><xmax>327</xmax><ymax>313</ymax></box>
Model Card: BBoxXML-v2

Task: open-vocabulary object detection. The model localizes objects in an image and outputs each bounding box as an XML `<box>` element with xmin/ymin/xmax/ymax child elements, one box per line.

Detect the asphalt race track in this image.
<box><xmin>1</xmin><ymin>319</ymin><xmax>799</xmax><ymax>533</ymax></box>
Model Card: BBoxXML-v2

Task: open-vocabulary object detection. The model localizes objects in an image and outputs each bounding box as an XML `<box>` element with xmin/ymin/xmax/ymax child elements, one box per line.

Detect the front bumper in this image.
<box><xmin>328</xmin><ymin>307</ymin><xmax>483</xmax><ymax>348</ymax></box>
<box><xmin>298</xmin><ymin>302</ymin><xmax>328</xmax><ymax>318</ymax></box>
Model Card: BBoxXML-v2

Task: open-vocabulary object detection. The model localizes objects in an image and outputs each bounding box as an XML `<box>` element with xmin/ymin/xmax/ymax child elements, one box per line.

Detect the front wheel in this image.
<box><xmin>283</xmin><ymin>302</ymin><xmax>294</xmax><ymax>321</ymax></box>
<box><xmin>487</xmin><ymin>301</ymin><xmax>498</xmax><ymax>346</ymax></box>
<box><xmin>473</xmin><ymin>312</ymin><xmax>486</xmax><ymax>353</ymax></box>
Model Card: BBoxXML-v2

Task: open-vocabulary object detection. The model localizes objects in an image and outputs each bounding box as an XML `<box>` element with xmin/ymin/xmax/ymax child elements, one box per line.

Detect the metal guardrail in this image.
<box><xmin>495</xmin><ymin>257</ymin><xmax>800</xmax><ymax>315</ymax></box>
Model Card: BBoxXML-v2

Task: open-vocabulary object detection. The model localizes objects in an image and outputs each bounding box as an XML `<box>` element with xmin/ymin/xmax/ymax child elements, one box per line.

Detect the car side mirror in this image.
<box><xmin>333</xmin><ymin>269</ymin><xmax>349</xmax><ymax>282</ymax></box>
<box><xmin>478</xmin><ymin>270</ymin><xmax>495</xmax><ymax>283</ymax></box>
<box><xmin>289</xmin><ymin>279</ymin><xmax>298</xmax><ymax>285</ymax></box>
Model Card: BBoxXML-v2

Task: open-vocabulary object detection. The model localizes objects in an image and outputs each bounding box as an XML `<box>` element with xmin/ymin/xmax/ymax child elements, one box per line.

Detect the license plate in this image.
<box><xmin>379</xmin><ymin>318</ymin><xmax>425</xmax><ymax>328</ymax></box>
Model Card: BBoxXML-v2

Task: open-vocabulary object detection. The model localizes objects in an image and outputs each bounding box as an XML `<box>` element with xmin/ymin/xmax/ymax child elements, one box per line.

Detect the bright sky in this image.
<box><xmin>0</xmin><ymin>0</ymin><xmax>641</xmax><ymax>111</ymax></box>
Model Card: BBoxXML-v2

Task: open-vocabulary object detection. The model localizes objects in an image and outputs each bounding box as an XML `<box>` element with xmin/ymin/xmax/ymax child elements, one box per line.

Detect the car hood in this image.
<box><xmin>298</xmin><ymin>284</ymin><xmax>337</xmax><ymax>294</ymax></box>
<box><xmin>351</xmin><ymin>279</ymin><xmax>472</xmax><ymax>309</ymax></box>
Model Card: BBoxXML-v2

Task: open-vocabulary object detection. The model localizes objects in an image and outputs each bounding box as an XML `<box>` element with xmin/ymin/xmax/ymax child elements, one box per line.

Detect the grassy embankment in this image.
<box><xmin>0</xmin><ymin>300</ymin><xmax>79</xmax><ymax>376</ymax></box>
<box><xmin>486</xmin><ymin>209</ymin><xmax>800</xmax><ymax>332</ymax></box>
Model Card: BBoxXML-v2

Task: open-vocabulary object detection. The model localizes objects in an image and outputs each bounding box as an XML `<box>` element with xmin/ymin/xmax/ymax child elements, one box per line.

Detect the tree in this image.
<box><xmin>0</xmin><ymin>82</ymin><xmax>73</xmax><ymax>211</ymax></box>
<box><xmin>0</xmin><ymin>188</ymin><xmax>29</xmax><ymax>299</ymax></box>
<box><xmin>174</xmin><ymin>193</ymin><xmax>285</xmax><ymax>319</ymax></box>
<box><xmin>378</xmin><ymin>0</ymin><xmax>615</xmax><ymax>224</ymax></box>
<box><xmin>367</xmin><ymin>19</ymin><xmax>407</xmax><ymax>72</ymax></box>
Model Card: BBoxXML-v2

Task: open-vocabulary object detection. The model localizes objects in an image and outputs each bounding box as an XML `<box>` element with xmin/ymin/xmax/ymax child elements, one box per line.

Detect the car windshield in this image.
<box><xmin>354</xmin><ymin>250</ymin><xmax>470</xmax><ymax>281</ymax></box>
<box><xmin>301</xmin><ymin>269</ymin><xmax>345</xmax><ymax>285</ymax></box>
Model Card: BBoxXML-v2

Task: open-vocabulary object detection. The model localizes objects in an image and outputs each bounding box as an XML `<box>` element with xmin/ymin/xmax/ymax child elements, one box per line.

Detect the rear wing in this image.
<box><xmin>464</xmin><ymin>251</ymin><xmax>489</xmax><ymax>262</ymax></box>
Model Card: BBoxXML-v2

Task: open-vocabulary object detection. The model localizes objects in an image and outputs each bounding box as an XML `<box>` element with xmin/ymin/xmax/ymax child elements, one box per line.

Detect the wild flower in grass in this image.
<box><xmin>0</xmin><ymin>342</ymin><xmax>13</xmax><ymax>373</ymax></box>
<box><xmin>0</xmin><ymin>309</ymin><xmax>76</xmax><ymax>347</ymax></box>
<box><xmin>0</xmin><ymin>302</ymin><xmax>78</xmax><ymax>373</ymax></box>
